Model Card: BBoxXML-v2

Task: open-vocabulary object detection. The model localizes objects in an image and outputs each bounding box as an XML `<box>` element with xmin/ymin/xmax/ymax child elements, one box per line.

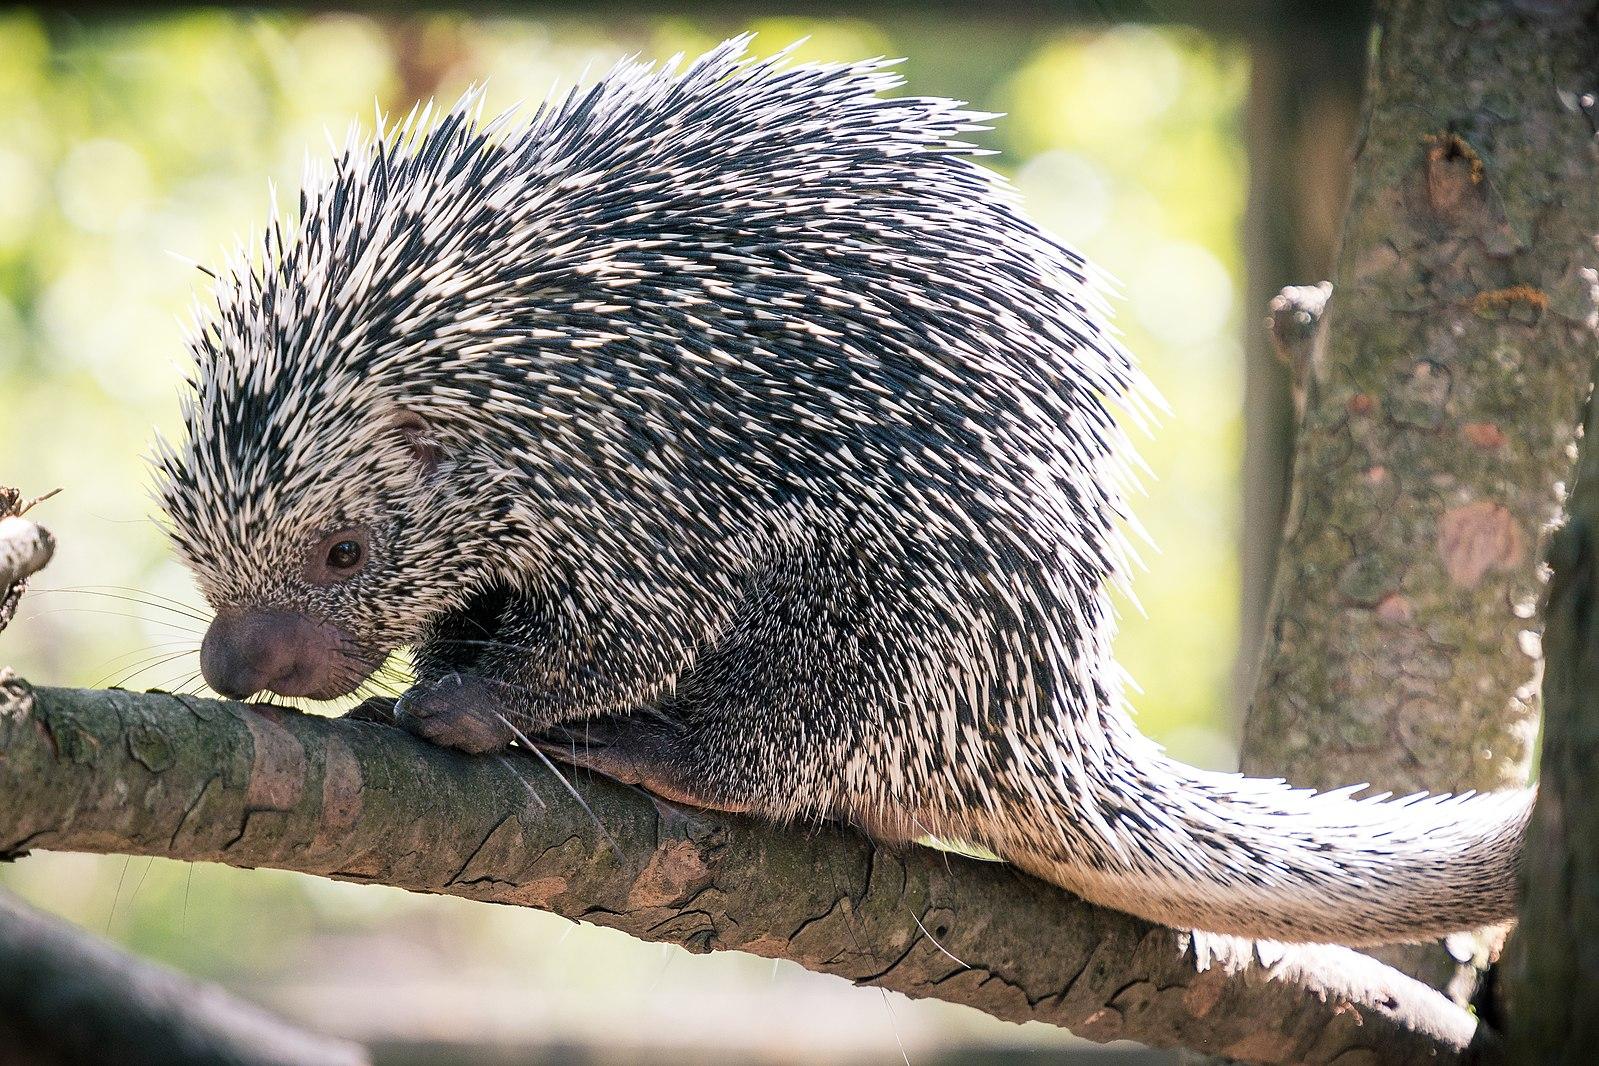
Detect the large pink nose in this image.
<box><xmin>200</xmin><ymin>609</ymin><xmax>374</xmax><ymax>701</ymax></box>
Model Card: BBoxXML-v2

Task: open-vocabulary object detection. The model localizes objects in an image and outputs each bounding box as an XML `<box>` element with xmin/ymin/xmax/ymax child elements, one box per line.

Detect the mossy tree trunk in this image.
<box><xmin>1239</xmin><ymin>0</ymin><xmax>1599</xmax><ymax>1001</ymax></box>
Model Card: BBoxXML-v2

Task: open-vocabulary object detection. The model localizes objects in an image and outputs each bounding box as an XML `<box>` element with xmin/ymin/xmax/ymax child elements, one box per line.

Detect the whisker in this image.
<box><xmin>331</xmin><ymin>654</ymin><xmax>411</xmax><ymax>705</ymax></box>
<box><xmin>909</xmin><ymin>908</ymin><xmax>968</xmax><ymax>968</ymax></box>
<box><xmin>495</xmin><ymin>754</ymin><xmax>548</xmax><ymax>810</ymax></box>
<box><xmin>152</xmin><ymin>669</ymin><xmax>202</xmax><ymax>695</ymax></box>
<box><xmin>355</xmin><ymin>674</ymin><xmax>406</xmax><ymax>697</ymax></box>
<box><xmin>181</xmin><ymin>863</ymin><xmax>195</xmax><ymax>938</ymax></box>
<box><xmin>83</xmin><ymin>584</ymin><xmax>210</xmax><ymax>621</ymax></box>
<box><xmin>879</xmin><ymin>987</ymin><xmax>913</xmax><ymax>1066</ymax></box>
<box><xmin>105</xmin><ymin>855</ymin><xmax>132</xmax><ymax>934</ymax></box>
<box><xmin>33</xmin><ymin>586</ymin><xmax>211</xmax><ymax>625</ymax></box>
<box><xmin>101</xmin><ymin>650</ymin><xmax>198</xmax><ymax>691</ymax></box>
<box><xmin>360</xmin><ymin>663</ymin><xmax>414</xmax><ymax>693</ymax></box>
<box><xmin>20</xmin><ymin>607</ymin><xmax>204</xmax><ymax>636</ymax></box>
<box><xmin>84</xmin><ymin>639</ymin><xmax>197</xmax><ymax>677</ymax></box>
<box><xmin>493</xmin><ymin>711</ymin><xmax>624</xmax><ymax>865</ymax></box>
<box><xmin>127</xmin><ymin>856</ymin><xmax>155</xmax><ymax>915</ymax></box>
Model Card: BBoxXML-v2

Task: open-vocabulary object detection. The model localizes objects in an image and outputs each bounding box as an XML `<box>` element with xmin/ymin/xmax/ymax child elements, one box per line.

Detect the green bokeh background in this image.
<box><xmin>0</xmin><ymin>10</ymin><xmax>1246</xmax><ymax>1061</ymax></box>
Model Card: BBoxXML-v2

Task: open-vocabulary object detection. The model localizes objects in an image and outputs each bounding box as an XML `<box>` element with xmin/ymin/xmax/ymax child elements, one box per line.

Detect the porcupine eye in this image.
<box><xmin>306</xmin><ymin>528</ymin><xmax>371</xmax><ymax>584</ymax></box>
<box><xmin>327</xmin><ymin>540</ymin><xmax>362</xmax><ymax>570</ymax></box>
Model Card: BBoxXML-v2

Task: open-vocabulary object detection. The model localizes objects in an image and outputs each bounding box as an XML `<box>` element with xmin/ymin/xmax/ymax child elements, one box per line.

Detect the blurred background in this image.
<box><xmin>0</xmin><ymin>3</ymin><xmax>1366</xmax><ymax>1062</ymax></box>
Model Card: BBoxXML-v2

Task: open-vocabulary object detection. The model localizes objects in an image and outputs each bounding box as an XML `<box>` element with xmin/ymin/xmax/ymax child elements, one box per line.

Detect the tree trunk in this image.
<box><xmin>1244</xmin><ymin>0</ymin><xmax>1598</xmax><ymax>819</ymax></box>
<box><xmin>1240</xmin><ymin>0</ymin><xmax>1599</xmax><ymax>1001</ymax></box>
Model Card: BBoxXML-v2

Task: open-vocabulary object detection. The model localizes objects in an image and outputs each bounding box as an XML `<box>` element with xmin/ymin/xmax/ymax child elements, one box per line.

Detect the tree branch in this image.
<box><xmin>0</xmin><ymin>515</ymin><xmax>53</xmax><ymax>593</ymax></box>
<box><xmin>0</xmin><ymin>677</ymin><xmax>1494</xmax><ymax>1064</ymax></box>
<box><xmin>2</xmin><ymin>496</ymin><xmax>372</xmax><ymax>1065</ymax></box>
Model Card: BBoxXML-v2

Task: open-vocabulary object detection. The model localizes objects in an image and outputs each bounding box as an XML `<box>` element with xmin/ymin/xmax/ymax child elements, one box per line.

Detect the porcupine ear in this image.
<box><xmin>388</xmin><ymin>409</ymin><xmax>443</xmax><ymax>475</ymax></box>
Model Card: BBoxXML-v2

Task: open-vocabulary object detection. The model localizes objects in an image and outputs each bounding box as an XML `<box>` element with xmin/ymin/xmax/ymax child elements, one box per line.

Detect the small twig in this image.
<box><xmin>1266</xmin><ymin>281</ymin><xmax>1333</xmax><ymax>420</ymax></box>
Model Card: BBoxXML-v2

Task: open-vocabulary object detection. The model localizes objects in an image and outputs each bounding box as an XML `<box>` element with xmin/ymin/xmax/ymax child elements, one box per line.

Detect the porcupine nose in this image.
<box><xmin>201</xmin><ymin>609</ymin><xmax>361</xmax><ymax>700</ymax></box>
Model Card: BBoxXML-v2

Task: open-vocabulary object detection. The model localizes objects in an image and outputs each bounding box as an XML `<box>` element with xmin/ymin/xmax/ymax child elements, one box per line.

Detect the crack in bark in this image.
<box><xmin>786</xmin><ymin>895</ymin><xmax>846</xmax><ymax>944</ymax></box>
<box><xmin>852</xmin><ymin>930</ymin><xmax>926</xmax><ymax>986</ymax></box>
<box><xmin>169</xmin><ymin>774</ymin><xmax>221</xmax><ymax>851</ymax></box>
<box><xmin>446</xmin><ymin>814</ymin><xmax>516</xmax><ymax>887</ymax></box>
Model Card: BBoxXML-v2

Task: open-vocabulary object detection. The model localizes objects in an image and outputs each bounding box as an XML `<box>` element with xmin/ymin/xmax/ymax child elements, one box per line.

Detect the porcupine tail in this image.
<box><xmin>978</xmin><ymin>732</ymin><xmax>1529</xmax><ymax>945</ymax></box>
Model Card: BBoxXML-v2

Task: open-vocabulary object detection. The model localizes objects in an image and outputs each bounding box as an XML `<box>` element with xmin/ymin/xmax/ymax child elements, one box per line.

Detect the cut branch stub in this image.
<box><xmin>0</xmin><ymin>486</ymin><xmax>57</xmax><ymax>635</ymax></box>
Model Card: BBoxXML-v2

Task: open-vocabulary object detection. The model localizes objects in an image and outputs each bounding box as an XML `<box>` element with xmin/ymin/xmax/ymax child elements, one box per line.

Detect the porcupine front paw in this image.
<box><xmin>396</xmin><ymin>674</ymin><xmax>516</xmax><ymax>755</ymax></box>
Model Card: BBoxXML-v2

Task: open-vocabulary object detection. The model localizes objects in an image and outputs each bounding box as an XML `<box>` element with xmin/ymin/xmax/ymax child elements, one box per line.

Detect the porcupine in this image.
<box><xmin>155</xmin><ymin>39</ymin><xmax>1531</xmax><ymax>945</ymax></box>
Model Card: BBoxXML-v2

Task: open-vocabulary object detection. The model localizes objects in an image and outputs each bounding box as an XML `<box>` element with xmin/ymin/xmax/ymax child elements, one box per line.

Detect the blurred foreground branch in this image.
<box><xmin>0</xmin><ymin>886</ymin><xmax>367</xmax><ymax>1066</ymax></box>
<box><xmin>0</xmin><ymin>678</ymin><xmax>1492</xmax><ymax>1064</ymax></box>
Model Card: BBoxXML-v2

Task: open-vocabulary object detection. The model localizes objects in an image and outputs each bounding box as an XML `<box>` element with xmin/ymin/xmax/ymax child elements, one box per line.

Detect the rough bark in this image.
<box><xmin>0</xmin><ymin>887</ymin><xmax>368</xmax><ymax>1066</ymax></box>
<box><xmin>1505</xmin><ymin>372</ymin><xmax>1599</xmax><ymax>1060</ymax></box>
<box><xmin>1238</xmin><ymin>0</ymin><xmax>1599</xmax><ymax>998</ymax></box>
<box><xmin>1243</xmin><ymin>0</ymin><xmax>1599</xmax><ymax>805</ymax></box>
<box><xmin>1</xmin><ymin>498</ymin><xmax>376</xmax><ymax>1065</ymax></box>
<box><xmin>0</xmin><ymin>679</ymin><xmax>1496</xmax><ymax>1065</ymax></box>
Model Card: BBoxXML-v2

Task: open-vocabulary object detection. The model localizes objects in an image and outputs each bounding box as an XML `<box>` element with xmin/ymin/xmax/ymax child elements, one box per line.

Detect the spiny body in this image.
<box><xmin>157</xmin><ymin>39</ymin><xmax>1529</xmax><ymax>944</ymax></box>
